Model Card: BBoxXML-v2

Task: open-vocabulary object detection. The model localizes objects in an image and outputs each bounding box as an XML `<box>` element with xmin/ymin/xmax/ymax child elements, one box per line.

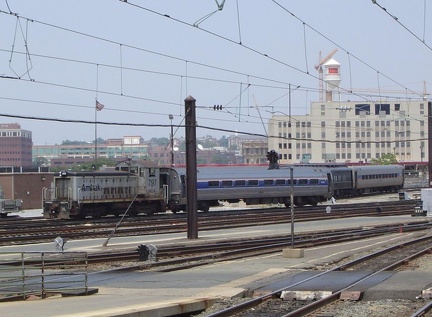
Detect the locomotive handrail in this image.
<box><xmin>77</xmin><ymin>187</ymin><xmax>81</xmax><ymax>205</ymax></box>
<box><xmin>42</xmin><ymin>187</ymin><xmax>55</xmax><ymax>201</ymax></box>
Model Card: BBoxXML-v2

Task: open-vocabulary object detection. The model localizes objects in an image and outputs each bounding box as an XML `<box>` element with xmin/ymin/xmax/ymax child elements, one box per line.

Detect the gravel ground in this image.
<box><xmin>190</xmin><ymin>249</ymin><xmax>432</xmax><ymax>317</ymax></box>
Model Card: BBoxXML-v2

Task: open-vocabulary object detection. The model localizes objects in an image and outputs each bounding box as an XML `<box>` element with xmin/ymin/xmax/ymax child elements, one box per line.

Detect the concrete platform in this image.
<box><xmin>1</xmin><ymin>214</ymin><xmax>431</xmax><ymax>317</ymax></box>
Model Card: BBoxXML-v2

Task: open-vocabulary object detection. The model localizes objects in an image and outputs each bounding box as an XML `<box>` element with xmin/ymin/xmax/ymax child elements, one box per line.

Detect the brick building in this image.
<box><xmin>0</xmin><ymin>123</ymin><xmax>32</xmax><ymax>167</ymax></box>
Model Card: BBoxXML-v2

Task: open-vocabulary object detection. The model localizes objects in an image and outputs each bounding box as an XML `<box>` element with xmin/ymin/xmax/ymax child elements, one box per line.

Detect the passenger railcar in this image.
<box><xmin>43</xmin><ymin>160</ymin><xmax>181</xmax><ymax>219</ymax></box>
<box><xmin>173</xmin><ymin>166</ymin><xmax>333</xmax><ymax>212</ymax></box>
<box><xmin>351</xmin><ymin>164</ymin><xmax>404</xmax><ymax>194</ymax></box>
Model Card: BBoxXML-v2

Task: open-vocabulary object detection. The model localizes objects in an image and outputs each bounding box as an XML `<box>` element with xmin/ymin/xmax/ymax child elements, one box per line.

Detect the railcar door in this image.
<box><xmin>327</xmin><ymin>173</ymin><xmax>333</xmax><ymax>196</ymax></box>
<box><xmin>353</xmin><ymin>170</ymin><xmax>358</xmax><ymax>190</ymax></box>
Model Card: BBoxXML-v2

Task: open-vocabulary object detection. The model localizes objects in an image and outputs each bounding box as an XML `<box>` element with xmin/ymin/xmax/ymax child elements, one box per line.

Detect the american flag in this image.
<box><xmin>95</xmin><ymin>100</ymin><xmax>104</xmax><ymax>111</ymax></box>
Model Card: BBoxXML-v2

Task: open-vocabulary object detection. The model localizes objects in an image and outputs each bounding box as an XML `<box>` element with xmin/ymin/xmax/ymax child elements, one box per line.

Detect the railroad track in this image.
<box><xmin>5</xmin><ymin>222</ymin><xmax>431</xmax><ymax>272</ymax></box>
<box><xmin>2</xmin><ymin>219</ymin><xmax>432</xmax><ymax>307</ymax></box>
<box><xmin>0</xmin><ymin>200</ymin><xmax>419</xmax><ymax>245</ymax></box>
<box><xmin>204</xmin><ymin>234</ymin><xmax>432</xmax><ymax>317</ymax></box>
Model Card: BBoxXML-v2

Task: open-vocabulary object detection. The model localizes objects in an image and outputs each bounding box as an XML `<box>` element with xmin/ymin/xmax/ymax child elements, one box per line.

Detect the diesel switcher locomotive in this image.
<box><xmin>43</xmin><ymin>160</ymin><xmax>182</xmax><ymax>219</ymax></box>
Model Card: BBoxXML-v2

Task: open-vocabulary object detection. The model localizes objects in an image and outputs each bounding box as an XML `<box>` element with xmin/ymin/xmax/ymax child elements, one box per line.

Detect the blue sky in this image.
<box><xmin>0</xmin><ymin>0</ymin><xmax>431</xmax><ymax>145</ymax></box>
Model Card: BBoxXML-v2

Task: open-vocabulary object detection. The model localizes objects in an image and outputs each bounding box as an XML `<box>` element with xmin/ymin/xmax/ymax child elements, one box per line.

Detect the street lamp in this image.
<box><xmin>169</xmin><ymin>114</ymin><xmax>174</xmax><ymax>166</ymax></box>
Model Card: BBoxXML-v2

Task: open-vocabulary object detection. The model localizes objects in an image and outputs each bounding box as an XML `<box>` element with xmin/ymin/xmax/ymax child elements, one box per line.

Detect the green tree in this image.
<box><xmin>93</xmin><ymin>137</ymin><xmax>105</xmax><ymax>144</ymax></box>
<box><xmin>149</xmin><ymin>137</ymin><xmax>170</xmax><ymax>146</ymax></box>
<box><xmin>69</xmin><ymin>158</ymin><xmax>117</xmax><ymax>171</ymax></box>
<box><xmin>370</xmin><ymin>153</ymin><xmax>398</xmax><ymax>165</ymax></box>
<box><xmin>33</xmin><ymin>156</ymin><xmax>49</xmax><ymax>167</ymax></box>
<box><xmin>219</xmin><ymin>135</ymin><xmax>228</xmax><ymax>147</ymax></box>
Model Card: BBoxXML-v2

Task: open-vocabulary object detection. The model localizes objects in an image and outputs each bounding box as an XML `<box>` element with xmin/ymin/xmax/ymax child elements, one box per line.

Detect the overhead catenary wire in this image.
<box><xmin>372</xmin><ymin>0</ymin><xmax>432</xmax><ymax>50</ymax></box>
<box><xmin>0</xmin><ymin>2</ymin><xmax>428</xmax><ymax>147</ymax></box>
<box><xmin>116</xmin><ymin>1</ymin><xmax>423</xmax><ymax>100</ymax></box>
<box><xmin>0</xmin><ymin>5</ymin><xmax>425</xmax><ymax>111</ymax></box>
<box><xmin>0</xmin><ymin>112</ymin><xmax>427</xmax><ymax>145</ymax></box>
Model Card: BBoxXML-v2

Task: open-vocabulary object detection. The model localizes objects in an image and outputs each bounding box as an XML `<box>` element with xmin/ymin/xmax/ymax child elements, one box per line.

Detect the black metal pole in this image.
<box><xmin>290</xmin><ymin>167</ymin><xmax>294</xmax><ymax>248</ymax></box>
<box><xmin>185</xmin><ymin>96</ymin><xmax>198</xmax><ymax>239</ymax></box>
<box><xmin>428</xmin><ymin>101</ymin><xmax>432</xmax><ymax>187</ymax></box>
<box><xmin>169</xmin><ymin>114</ymin><xmax>174</xmax><ymax>167</ymax></box>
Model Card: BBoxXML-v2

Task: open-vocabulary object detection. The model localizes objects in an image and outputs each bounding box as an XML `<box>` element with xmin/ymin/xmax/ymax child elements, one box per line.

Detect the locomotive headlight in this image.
<box><xmin>59</xmin><ymin>171</ymin><xmax>68</xmax><ymax>177</ymax></box>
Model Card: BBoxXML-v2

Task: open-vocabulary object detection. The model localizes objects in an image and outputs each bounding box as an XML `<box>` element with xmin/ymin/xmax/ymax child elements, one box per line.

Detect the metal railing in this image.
<box><xmin>0</xmin><ymin>251</ymin><xmax>88</xmax><ymax>300</ymax></box>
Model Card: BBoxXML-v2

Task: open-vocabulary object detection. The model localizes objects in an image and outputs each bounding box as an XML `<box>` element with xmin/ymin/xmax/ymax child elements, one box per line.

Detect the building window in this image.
<box><xmin>355</xmin><ymin>104</ymin><xmax>370</xmax><ymax>115</ymax></box>
<box><xmin>375</xmin><ymin>104</ymin><xmax>390</xmax><ymax>115</ymax></box>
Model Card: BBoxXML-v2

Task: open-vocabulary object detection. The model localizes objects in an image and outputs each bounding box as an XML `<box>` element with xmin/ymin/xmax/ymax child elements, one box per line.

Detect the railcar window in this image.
<box><xmin>235</xmin><ymin>180</ymin><xmax>246</xmax><ymax>186</ymax></box>
<box><xmin>298</xmin><ymin>179</ymin><xmax>308</xmax><ymax>185</ymax></box>
<box><xmin>275</xmin><ymin>179</ymin><xmax>286</xmax><ymax>185</ymax></box>
<box><xmin>208</xmin><ymin>181</ymin><xmax>219</xmax><ymax>187</ymax></box>
<box><xmin>248</xmin><ymin>180</ymin><xmax>259</xmax><ymax>186</ymax></box>
<box><xmin>221</xmin><ymin>180</ymin><xmax>233</xmax><ymax>187</ymax></box>
<box><xmin>149</xmin><ymin>168</ymin><xmax>156</xmax><ymax>177</ymax></box>
<box><xmin>264</xmin><ymin>179</ymin><xmax>273</xmax><ymax>186</ymax></box>
<box><xmin>310</xmin><ymin>179</ymin><xmax>319</xmax><ymax>184</ymax></box>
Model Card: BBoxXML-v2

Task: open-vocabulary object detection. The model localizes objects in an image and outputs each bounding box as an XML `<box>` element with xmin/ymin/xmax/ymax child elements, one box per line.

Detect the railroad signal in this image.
<box><xmin>266</xmin><ymin>150</ymin><xmax>279</xmax><ymax>163</ymax></box>
<box><xmin>267</xmin><ymin>150</ymin><xmax>280</xmax><ymax>169</ymax></box>
<box><xmin>213</xmin><ymin>104</ymin><xmax>223</xmax><ymax>110</ymax></box>
<box><xmin>137</xmin><ymin>244</ymin><xmax>149</xmax><ymax>261</ymax></box>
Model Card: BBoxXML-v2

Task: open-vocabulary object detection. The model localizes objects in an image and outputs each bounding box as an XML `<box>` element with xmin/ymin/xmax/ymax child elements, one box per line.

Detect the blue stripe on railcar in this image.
<box><xmin>197</xmin><ymin>178</ymin><xmax>328</xmax><ymax>189</ymax></box>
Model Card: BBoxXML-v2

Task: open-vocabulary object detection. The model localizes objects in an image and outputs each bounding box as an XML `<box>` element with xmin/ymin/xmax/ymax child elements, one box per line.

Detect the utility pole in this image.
<box><xmin>428</xmin><ymin>101</ymin><xmax>432</xmax><ymax>187</ymax></box>
<box><xmin>169</xmin><ymin>114</ymin><xmax>174</xmax><ymax>167</ymax></box>
<box><xmin>185</xmin><ymin>96</ymin><xmax>198</xmax><ymax>239</ymax></box>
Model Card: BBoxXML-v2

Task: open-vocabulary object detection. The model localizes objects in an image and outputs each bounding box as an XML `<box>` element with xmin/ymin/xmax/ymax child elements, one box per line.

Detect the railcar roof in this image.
<box><xmin>351</xmin><ymin>165</ymin><xmax>404</xmax><ymax>171</ymax></box>
<box><xmin>55</xmin><ymin>171</ymin><xmax>132</xmax><ymax>177</ymax></box>
<box><xmin>177</xmin><ymin>166</ymin><xmax>329</xmax><ymax>179</ymax></box>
